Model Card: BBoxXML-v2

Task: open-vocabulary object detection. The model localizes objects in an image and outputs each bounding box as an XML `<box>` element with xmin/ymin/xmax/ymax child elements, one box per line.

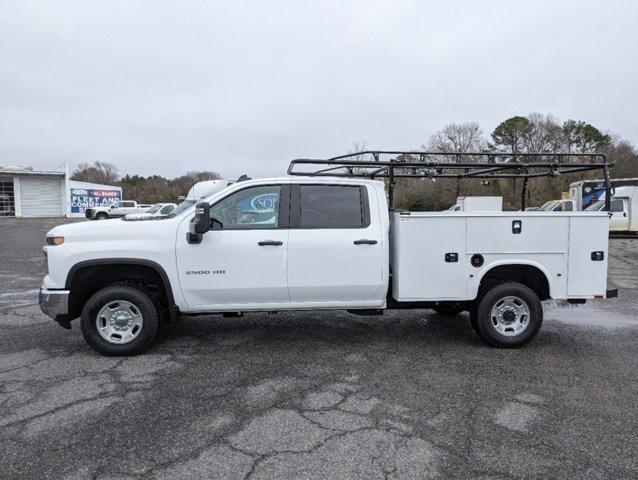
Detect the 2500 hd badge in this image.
<box><xmin>185</xmin><ymin>270</ymin><xmax>226</xmax><ymax>275</ymax></box>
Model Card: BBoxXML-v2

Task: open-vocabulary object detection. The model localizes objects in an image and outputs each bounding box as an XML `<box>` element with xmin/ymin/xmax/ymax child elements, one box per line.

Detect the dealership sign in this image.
<box><xmin>70</xmin><ymin>188</ymin><xmax>121</xmax><ymax>214</ymax></box>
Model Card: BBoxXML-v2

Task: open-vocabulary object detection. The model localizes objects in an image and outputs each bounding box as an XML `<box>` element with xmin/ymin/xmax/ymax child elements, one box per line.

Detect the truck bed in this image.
<box><xmin>390</xmin><ymin>211</ymin><xmax>610</xmax><ymax>302</ymax></box>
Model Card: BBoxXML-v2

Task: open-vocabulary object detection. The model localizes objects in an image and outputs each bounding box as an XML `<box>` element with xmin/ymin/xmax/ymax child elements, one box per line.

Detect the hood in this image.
<box><xmin>125</xmin><ymin>213</ymin><xmax>154</xmax><ymax>220</ymax></box>
<box><xmin>47</xmin><ymin>217</ymin><xmax>176</xmax><ymax>242</ymax></box>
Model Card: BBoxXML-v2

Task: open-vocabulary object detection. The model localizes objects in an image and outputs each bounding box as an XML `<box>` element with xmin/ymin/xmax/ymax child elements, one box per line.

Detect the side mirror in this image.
<box><xmin>191</xmin><ymin>202</ymin><xmax>211</xmax><ymax>234</ymax></box>
<box><xmin>187</xmin><ymin>202</ymin><xmax>211</xmax><ymax>244</ymax></box>
<box><xmin>211</xmin><ymin>217</ymin><xmax>223</xmax><ymax>230</ymax></box>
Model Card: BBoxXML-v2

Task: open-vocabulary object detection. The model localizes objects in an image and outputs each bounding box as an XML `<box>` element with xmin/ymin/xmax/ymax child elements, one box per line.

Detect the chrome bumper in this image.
<box><xmin>39</xmin><ymin>286</ymin><xmax>70</xmax><ymax>322</ymax></box>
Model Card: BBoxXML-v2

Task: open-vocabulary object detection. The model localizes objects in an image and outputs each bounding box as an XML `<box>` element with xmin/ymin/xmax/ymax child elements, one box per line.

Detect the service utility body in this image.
<box><xmin>40</xmin><ymin>151</ymin><xmax>618</xmax><ymax>355</ymax></box>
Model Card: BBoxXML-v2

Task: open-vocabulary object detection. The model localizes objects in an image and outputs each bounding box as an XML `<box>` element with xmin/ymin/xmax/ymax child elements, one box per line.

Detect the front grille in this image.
<box><xmin>85</xmin><ymin>209</ymin><xmax>93</xmax><ymax>218</ymax></box>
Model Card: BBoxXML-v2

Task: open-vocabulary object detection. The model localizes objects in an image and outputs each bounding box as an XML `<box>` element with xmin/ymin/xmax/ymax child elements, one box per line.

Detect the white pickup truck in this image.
<box><xmin>85</xmin><ymin>201</ymin><xmax>151</xmax><ymax>220</ymax></box>
<box><xmin>124</xmin><ymin>203</ymin><xmax>177</xmax><ymax>220</ymax></box>
<box><xmin>40</xmin><ymin>152</ymin><xmax>617</xmax><ymax>355</ymax></box>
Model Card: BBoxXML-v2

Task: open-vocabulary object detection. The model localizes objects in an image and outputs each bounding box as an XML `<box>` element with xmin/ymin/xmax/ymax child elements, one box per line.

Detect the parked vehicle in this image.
<box><xmin>539</xmin><ymin>199</ymin><xmax>576</xmax><ymax>212</ymax></box>
<box><xmin>40</xmin><ymin>152</ymin><xmax>617</xmax><ymax>355</ymax></box>
<box><xmin>446</xmin><ymin>197</ymin><xmax>501</xmax><ymax>212</ymax></box>
<box><xmin>570</xmin><ymin>178</ymin><xmax>638</xmax><ymax>210</ymax></box>
<box><xmin>125</xmin><ymin>203</ymin><xmax>177</xmax><ymax>220</ymax></box>
<box><xmin>584</xmin><ymin>186</ymin><xmax>638</xmax><ymax>233</ymax></box>
<box><xmin>85</xmin><ymin>201</ymin><xmax>151</xmax><ymax>220</ymax></box>
<box><xmin>456</xmin><ymin>196</ymin><xmax>502</xmax><ymax>212</ymax></box>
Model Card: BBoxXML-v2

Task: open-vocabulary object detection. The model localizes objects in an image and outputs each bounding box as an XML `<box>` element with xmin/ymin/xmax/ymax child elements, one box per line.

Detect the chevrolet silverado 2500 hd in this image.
<box><xmin>40</xmin><ymin>152</ymin><xmax>617</xmax><ymax>355</ymax></box>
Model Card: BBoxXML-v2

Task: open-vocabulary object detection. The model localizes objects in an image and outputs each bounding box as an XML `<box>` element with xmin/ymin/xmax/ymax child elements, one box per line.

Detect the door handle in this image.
<box><xmin>354</xmin><ymin>239</ymin><xmax>377</xmax><ymax>245</ymax></box>
<box><xmin>258</xmin><ymin>240</ymin><xmax>283</xmax><ymax>246</ymax></box>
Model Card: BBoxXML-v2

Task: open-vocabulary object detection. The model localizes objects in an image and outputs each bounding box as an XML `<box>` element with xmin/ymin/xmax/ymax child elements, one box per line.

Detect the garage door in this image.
<box><xmin>20</xmin><ymin>176</ymin><xmax>64</xmax><ymax>217</ymax></box>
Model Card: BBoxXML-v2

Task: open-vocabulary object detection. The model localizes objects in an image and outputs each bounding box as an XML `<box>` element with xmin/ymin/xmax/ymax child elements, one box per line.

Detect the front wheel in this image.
<box><xmin>475</xmin><ymin>282</ymin><xmax>542</xmax><ymax>348</ymax></box>
<box><xmin>96</xmin><ymin>212</ymin><xmax>108</xmax><ymax>220</ymax></box>
<box><xmin>80</xmin><ymin>284</ymin><xmax>160</xmax><ymax>355</ymax></box>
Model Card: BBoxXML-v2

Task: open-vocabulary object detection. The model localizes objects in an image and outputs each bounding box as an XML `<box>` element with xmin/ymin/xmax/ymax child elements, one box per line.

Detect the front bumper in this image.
<box><xmin>39</xmin><ymin>286</ymin><xmax>70</xmax><ymax>325</ymax></box>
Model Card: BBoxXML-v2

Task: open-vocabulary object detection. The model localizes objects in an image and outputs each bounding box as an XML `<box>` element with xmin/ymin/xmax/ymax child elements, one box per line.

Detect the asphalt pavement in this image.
<box><xmin>0</xmin><ymin>218</ymin><xmax>637</xmax><ymax>479</ymax></box>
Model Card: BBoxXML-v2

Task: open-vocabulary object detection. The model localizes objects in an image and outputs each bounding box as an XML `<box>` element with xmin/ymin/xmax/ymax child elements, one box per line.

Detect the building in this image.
<box><xmin>67</xmin><ymin>180</ymin><xmax>122</xmax><ymax>218</ymax></box>
<box><xmin>0</xmin><ymin>165</ymin><xmax>121</xmax><ymax>218</ymax></box>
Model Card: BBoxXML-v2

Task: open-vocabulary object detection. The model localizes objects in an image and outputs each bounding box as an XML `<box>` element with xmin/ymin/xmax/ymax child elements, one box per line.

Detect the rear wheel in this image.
<box><xmin>81</xmin><ymin>284</ymin><xmax>160</xmax><ymax>355</ymax></box>
<box><xmin>475</xmin><ymin>282</ymin><xmax>542</xmax><ymax>348</ymax></box>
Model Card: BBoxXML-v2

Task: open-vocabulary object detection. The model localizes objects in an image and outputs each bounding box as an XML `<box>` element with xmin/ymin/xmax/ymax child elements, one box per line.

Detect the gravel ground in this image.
<box><xmin>0</xmin><ymin>218</ymin><xmax>637</xmax><ymax>479</ymax></box>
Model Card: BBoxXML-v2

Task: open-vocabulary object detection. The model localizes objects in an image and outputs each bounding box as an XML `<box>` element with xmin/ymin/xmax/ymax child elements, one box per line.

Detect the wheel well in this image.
<box><xmin>478</xmin><ymin>264</ymin><xmax>550</xmax><ymax>301</ymax></box>
<box><xmin>66</xmin><ymin>262</ymin><xmax>173</xmax><ymax>319</ymax></box>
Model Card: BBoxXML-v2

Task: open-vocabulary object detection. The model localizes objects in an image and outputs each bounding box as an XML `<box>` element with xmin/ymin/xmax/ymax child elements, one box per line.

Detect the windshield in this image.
<box><xmin>585</xmin><ymin>200</ymin><xmax>604</xmax><ymax>211</ymax></box>
<box><xmin>539</xmin><ymin>201</ymin><xmax>558</xmax><ymax>211</ymax></box>
<box><xmin>169</xmin><ymin>199</ymin><xmax>197</xmax><ymax>217</ymax></box>
<box><xmin>146</xmin><ymin>204</ymin><xmax>162</xmax><ymax>214</ymax></box>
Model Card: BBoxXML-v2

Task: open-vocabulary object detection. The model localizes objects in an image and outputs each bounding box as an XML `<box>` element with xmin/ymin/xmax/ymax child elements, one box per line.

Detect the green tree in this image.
<box><xmin>561</xmin><ymin>120</ymin><xmax>611</xmax><ymax>153</ymax></box>
<box><xmin>491</xmin><ymin>116</ymin><xmax>532</xmax><ymax>154</ymax></box>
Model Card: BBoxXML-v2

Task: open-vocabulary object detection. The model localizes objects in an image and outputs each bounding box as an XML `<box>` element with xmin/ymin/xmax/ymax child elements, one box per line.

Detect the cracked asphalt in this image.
<box><xmin>1</xmin><ymin>218</ymin><xmax>637</xmax><ymax>479</ymax></box>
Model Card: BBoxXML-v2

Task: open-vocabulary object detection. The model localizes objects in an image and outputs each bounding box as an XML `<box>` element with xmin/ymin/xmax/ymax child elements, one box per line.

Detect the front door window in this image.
<box><xmin>210</xmin><ymin>185</ymin><xmax>281</xmax><ymax>229</ymax></box>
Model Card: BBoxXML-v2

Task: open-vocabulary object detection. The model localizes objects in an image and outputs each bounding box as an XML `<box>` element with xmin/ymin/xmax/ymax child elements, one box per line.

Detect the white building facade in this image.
<box><xmin>0</xmin><ymin>166</ymin><xmax>121</xmax><ymax>218</ymax></box>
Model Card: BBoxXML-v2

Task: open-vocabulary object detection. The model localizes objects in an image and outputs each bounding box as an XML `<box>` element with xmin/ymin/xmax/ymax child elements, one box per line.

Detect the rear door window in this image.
<box><xmin>298</xmin><ymin>185</ymin><xmax>368</xmax><ymax>228</ymax></box>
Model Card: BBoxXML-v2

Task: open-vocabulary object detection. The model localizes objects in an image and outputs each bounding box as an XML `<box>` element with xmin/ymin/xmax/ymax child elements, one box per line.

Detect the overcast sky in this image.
<box><xmin>1</xmin><ymin>1</ymin><xmax>637</xmax><ymax>179</ymax></box>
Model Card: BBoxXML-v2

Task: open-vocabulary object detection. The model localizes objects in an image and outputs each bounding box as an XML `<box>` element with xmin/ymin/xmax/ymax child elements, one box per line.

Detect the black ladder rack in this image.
<box><xmin>287</xmin><ymin>151</ymin><xmax>613</xmax><ymax>211</ymax></box>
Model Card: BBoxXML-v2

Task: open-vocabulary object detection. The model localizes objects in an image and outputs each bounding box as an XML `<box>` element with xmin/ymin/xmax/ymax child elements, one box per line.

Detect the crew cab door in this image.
<box><xmin>176</xmin><ymin>184</ymin><xmax>290</xmax><ymax>310</ymax></box>
<box><xmin>609</xmin><ymin>198</ymin><xmax>629</xmax><ymax>231</ymax></box>
<box><xmin>286</xmin><ymin>184</ymin><xmax>385</xmax><ymax>307</ymax></box>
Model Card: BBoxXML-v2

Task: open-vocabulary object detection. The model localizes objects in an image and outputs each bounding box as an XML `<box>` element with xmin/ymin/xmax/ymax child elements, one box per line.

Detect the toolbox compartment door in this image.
<box><xmin>567</xmin><ymin>215</ymin><xmax>609</xmax><ymax>297</ymax></box>
<box><xmin>392</xmin><ymin>215</ymin><xmax>467</xmax><ymax>300</ymax></box>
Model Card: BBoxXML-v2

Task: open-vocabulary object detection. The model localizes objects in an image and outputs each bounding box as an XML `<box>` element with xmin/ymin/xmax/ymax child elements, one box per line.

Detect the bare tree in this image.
<box><xmin>71</xmin><ymin>161</ymin><xmax>120</xmax><ymax>185</ymax></box>
<box><xmin>524</xmin><ymin>112</ymin><xmax>563</xmax><ymax>153</ymax></box>
<box><xmin>426</xmin><ymin>122</ymin><xmax>487</xmax><ymax>153</ymax></box>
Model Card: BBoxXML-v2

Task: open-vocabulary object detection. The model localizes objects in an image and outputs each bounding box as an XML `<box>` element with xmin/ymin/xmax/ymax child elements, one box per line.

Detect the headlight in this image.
<box><xmin>46</xmin><ymin>236</ymin><xmax>65</xmax><ymax>246</ymax></box>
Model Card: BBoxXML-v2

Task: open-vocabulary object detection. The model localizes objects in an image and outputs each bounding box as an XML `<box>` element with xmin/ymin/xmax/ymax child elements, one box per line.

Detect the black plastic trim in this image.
<box><xmin>65</xmin><ymin>258</ymin><xmax>178</xmax><ymax>316</ymax></box>
<box><xmin>279</xmin><ymin>184</ymin><xmax>291</xmax><ymax>229</ymax></box>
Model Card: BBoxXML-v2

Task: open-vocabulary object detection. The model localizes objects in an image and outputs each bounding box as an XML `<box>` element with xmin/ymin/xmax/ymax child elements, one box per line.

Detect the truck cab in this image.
<box><xmin>109</xmin><ymin>201</ymin><xmax>149</xmax><ymax>217</ymax></box>
<box><xmin>539</xmin><ymin>199</ymin><xmax>576</xmax><ymax>212</ymax></box>
<box><xmin>86</xmin><ymin>201</ymin><xmax>150</xmax><ymax>220</ymax></box>
<box><xmin>584</xmin><ymin>186</ymin><xmax>637</xmax><ymax>233</ymax></box>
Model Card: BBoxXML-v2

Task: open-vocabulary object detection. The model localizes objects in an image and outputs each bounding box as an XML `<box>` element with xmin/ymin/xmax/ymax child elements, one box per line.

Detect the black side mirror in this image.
<box><xmin>192</xmin><ymin>202</ymin><xmax>211</xmax><ymax>234</ymax></box>
<box><xmin>187</xmin><ymin>202</ymin><xmax>211</xmax><ymax>244</ymax></box>
<box><xmin>211</xmin><ymin>217</ymin><xmax>223</xmax><ymax>230</ymax></box>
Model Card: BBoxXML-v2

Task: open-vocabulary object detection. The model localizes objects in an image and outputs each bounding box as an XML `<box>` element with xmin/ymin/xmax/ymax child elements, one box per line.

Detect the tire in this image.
<box><xmin>96</xmin><ymin>212</ymin><xmax>108</xmax><ymax>220</ymax></box>
<box><xmin>475</xmin><ymin>282</ymin><xmax>543</xmax><ymax>348</ymax></box>
<box><xmin>80</xmin><ymin>284</ymin><xmax>160</xmax><ymax>356</ymax></box>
